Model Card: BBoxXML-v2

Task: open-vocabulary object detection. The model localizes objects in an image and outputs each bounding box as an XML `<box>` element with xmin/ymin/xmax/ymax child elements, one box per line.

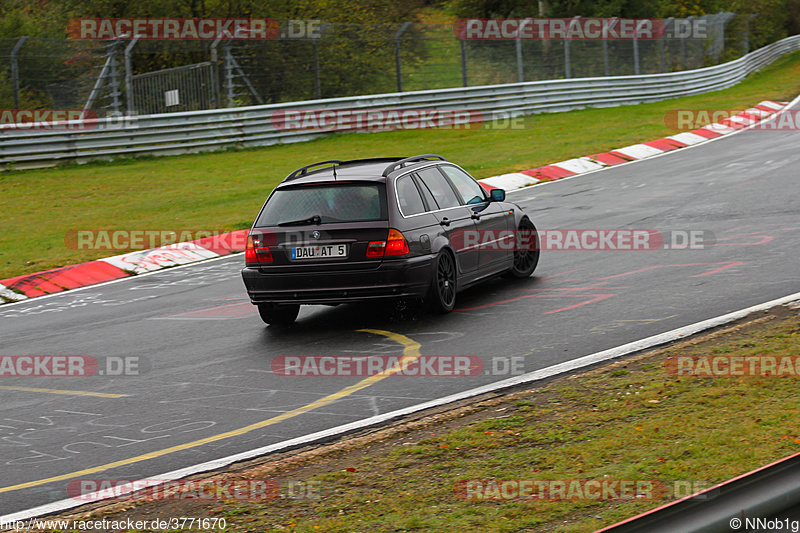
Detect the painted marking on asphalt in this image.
<box><xmin>0</xmin><ymin>328</ymin><xmax>421</xmax><ymax>494</ymax></box>
<box><xmin>456</xmin><ymin>283</ymin><xmax>628</xmax><ymax>313</ymax></box>
<box><xmin>0</xmin><ymin>386</ymin><xmax>127</xmax><ymax>398</ymax></box>
<box><xmin>155</xmin><ymin>301</ymin><xmax>254</xmax><ymax>320</ymax></box>
<box><xmin>559</xmin><ymin>262</ymin><xmax>746</xmax><ymax>281</ymax></box>
<box><xmin>456</xmin><ymin>292</ymin><xmax>616</xmax><ymax>313</ymax></box>
<box><xmin>454</xmin><ymin>261</ymin><xmax>746</xmax><ymax>313</ymax></box>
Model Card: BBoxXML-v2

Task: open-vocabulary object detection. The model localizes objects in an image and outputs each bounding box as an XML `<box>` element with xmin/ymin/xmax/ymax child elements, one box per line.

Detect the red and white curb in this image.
<box><xmin>0</xmin><ymin>231</ymin><xmax>249</xmax><ymax>304</ymax></box>
<box><xmin>0</xmin><ymin>100</ymin><xmax>788</xmax><ymax>305</ymax></box>
<box><xmin>477</xmin><ymin>100</ymin><xmax>788</xmax><ymax>191</ymax></box>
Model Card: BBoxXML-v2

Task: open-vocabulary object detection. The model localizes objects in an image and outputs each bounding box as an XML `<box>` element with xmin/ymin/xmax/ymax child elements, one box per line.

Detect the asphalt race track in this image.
<box><xmin>1</xmin><ymin>105</ymin><xmax>799</xmax><ymax>518</ymax></box>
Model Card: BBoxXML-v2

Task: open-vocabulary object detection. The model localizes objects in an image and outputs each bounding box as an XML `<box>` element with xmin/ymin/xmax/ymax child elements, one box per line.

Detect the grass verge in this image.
<box><xmin>1</xmin><ymin>51</ymin><xmax>800</xmax><ymax>280</ymax></box>
<box><xmin>33</xmin><ymin>304</ymin><xmax>800</xmax><ymax>532</ymax></box>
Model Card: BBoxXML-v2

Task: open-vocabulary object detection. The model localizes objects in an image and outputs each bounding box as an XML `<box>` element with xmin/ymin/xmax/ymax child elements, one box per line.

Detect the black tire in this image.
<box><xmin>504</xmin><ymin>218</ymin><xmax>540</xmax><ymax>279</ymax></box>
<box><xmin>427</xmin><ymin>250</ymin><xmax>457</xmax><ymax>313</ymax></box>
<box><xmin>257</xmin><ymin>303</ymin><xmax>300</xmax><ymax>325</ymax></box>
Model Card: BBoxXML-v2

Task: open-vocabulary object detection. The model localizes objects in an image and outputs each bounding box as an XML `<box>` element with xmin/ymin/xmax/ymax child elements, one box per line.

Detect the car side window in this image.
<box><xmin>439</xmin><ymin>165</ymin><xmax>487</xmax><ymax>205</ymax></box>
<box><xmin>413</xmin><ymin>174</ymin><xmax>437</xmax><ymax>211</ymax></box>
<box><xmin>396</xmin><ymin>175</ymin><xmax>426</xmax><ymax>216</ymax></box>
<box><xmin>416</xmin><ymin>167</ymin><xmax>461</xmax><ymax>210</ymax></box>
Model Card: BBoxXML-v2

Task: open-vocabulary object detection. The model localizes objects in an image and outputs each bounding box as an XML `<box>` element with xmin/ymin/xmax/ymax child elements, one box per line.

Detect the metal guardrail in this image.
<box><xmin>2</xmin><ymin>34</ymin><xmax>799</xmax><ymax>169</ymax></box>
<box><xmin>598</xmin><ymin>451</ymin><xmax>800</xmax><ymax>533</ymax></box>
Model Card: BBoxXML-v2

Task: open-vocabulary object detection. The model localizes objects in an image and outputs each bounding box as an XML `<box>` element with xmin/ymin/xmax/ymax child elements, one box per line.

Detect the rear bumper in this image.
<box><xmin>241</xmin><ymin>255</ymin><xmax>434</xmax><ymax>305</ymax></box>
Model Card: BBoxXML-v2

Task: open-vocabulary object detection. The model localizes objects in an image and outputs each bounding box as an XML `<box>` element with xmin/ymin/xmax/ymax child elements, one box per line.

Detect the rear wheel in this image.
<box><xmin>504</xmin><ymin>218</ymin><xmax>540</xmax><ymax>279</ymax></box>
<box><xmin>427</xmin><ymin>250</ymin><xmax>457</xmax><ymax>313</ymax></box>
<box><xmin>257</xmin><ymin>303</ymin><xmax>300</xmax><ymax>325</ymax></box>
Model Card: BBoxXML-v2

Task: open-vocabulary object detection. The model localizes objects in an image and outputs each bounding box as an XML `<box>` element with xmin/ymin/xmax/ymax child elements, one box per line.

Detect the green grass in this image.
<box><xmin>1</xmin><ymin>50</ymin><xmax>799</xmax><ymax>280</ymax></box>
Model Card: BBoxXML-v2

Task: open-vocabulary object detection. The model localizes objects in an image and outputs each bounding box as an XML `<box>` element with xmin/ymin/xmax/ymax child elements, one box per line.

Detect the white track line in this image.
<box><xmin>4</xmin><ymin>290</ymin><xmax>800</xmax><ymax>523</ymax></box>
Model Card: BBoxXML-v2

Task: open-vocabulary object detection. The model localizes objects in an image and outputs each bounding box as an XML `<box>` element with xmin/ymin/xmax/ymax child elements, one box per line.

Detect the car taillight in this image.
<box><xmin>367</xmin><ymin>229</ymin><xmax>409</xmax><ymax>258</ymax></box>
<box><xmin>246</xmin><ymin>235</ymin><xmax>273</xmax><ymax>264</ymax></box>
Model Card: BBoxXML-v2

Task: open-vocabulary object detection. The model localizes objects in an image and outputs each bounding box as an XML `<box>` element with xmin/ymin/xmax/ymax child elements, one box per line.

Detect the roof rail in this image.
<box><xmin>381</xmin><ymin>154</ymin><xmax>448</xmax><ymax>177</ymax></box>
<box><xmin>285</xmin><ymin>160</ymin><xmax>343</xmax><ymax>181</ymax></box>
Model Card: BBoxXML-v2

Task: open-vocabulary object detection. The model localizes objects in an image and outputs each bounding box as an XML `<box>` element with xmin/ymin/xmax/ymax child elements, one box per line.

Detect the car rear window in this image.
<box><xmin>256</xmin><ymin>183</ymin><xmax>388</xmax><ymax>227</ymax></box>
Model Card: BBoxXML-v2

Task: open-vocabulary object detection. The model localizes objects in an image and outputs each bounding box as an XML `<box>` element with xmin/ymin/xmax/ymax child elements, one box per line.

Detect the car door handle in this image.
<box><xmin>440</xmin><ymin>217</ymin><xmax>451</xmax><ymax>227</ymax></box>
<box><xmin>471</xmin><ymin>213</ymin><xmax>481</xmax><ymax>221</ymax></box>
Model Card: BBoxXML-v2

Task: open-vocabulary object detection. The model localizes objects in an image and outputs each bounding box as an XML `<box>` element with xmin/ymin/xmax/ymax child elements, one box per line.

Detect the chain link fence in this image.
<box><xmin>0</xmin><ymin>14</ymin><xmax>745</xmax><ymax>118</ymax></box>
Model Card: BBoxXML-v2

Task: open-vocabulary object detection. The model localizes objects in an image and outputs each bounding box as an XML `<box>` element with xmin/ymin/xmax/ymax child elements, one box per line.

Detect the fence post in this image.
<box><xmin>394</xmin><ymin>22</ymin><xmax>412</xmax><ymax>92</ymax></box>
<box><xmin>633</xmin><ymin>19</ymin><xmax>644</xmax><ymax>75</ymax></box>
<box><xmin>681</xmin><ymin>17</ymin><xmax>689</xmax><ymax>68</ymax></box>
<box><xmin>210</xmin><ymin>35</ymin><xmax>220</xmax><ymax>109</ymax></box>
<box><xmin>10</xmin><ymin>36</ymin><xmax>28</xmax><ymax>109</ymax></box>
<box><xmin>222</xmin><ymin>41</ymin><xmax>236</xmax><ymax>107</ymax></box>
<box><xmin>460</xmin><ymin>40</ymin><xmax>468</xmax><ymax>87</ymax></box>
<box><xmin>661</xmin><ymin>18</ymin><xmax>672</xmax><ymax>72</ymax></box>
<box><xmin>515</xmin><ymin>19</ymin><xmax>532</xmax><ymax>83</ymax></box>
<box><xmin>108</xmin><ymin>42</ymin><xmax>122</xmax><ymax>116</ymax></box>
<box><xmin>742</xmin><ymin>14</ymin><xmax>757</xmax><ymax>54</ymax></box>
<box><xmin>603</xmin><ymin>17</ymin><xmax>615</xmax><ymax>76</ymax></box>
<box><xmin>124</xmin><ymin>36</ymin><xmax>139</xmax><ymax>115</ymax></box>
<box><xmin>312</xmin><ymin>38</ymin><xmax>321</xmax><ymax>99</ymax></box>
<box><xmin>564</xmin><ymin>16</ymin><xmax>580</xmax><ymax>78</ymax></box>
<box><xmin>84</xmin><ymin>39</ymin><xmax>121</xmax><ymax>118</ymax></box>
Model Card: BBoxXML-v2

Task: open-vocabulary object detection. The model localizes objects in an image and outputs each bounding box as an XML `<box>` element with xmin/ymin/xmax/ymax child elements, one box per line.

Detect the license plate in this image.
<box><xmin>291</xmin><ymin>244</ymin><xmax>348</xmax><ymax>260</ymax></box>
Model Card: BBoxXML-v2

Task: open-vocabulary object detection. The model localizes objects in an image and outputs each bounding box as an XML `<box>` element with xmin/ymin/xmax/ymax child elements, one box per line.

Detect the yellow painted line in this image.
<box><xmin>0</xmin><ymin>329</ymin><xmax>421</xmax><ymax>494</ymax></box>
<box><xmin>0</xmin><ymin>386</ymin><xmax>127</xmax><ymax>398</ymax></box>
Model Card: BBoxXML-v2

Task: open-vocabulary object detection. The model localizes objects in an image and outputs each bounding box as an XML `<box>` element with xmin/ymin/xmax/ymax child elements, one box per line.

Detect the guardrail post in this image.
<box><xmin>10</xmin><ymin>36</ymin><xmax>28</xmax><ymax>109</ymax></box>
<box><xmin>460</xmin><ymin>40</ymin><xmax>468</xmax><ymax>87</ymax></box>
<box><xmin>124</xmin><ymin>36</ymin><xmax>139</xmax><ymax>116</ymax></box>
<box><xmin>394</xmin><ymin>22</ymin><xmax>412</xmax><ymax>92</ymax></box>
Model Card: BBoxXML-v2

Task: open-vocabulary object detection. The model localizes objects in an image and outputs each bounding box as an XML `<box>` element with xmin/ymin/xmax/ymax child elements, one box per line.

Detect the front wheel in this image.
<box><xmin>504</xmin><ymin>218</ymin><xmax>540</xmax><ymax>279</ymax></box>
<box><xmin>257</xmin><ymin>303</ymin><xmax>300</xmax><ymax>325</ymax></box>
<box><xmin>427</xmin><ymin>250</ymin><xmax>457</xmax><ymax>313</ymax></box>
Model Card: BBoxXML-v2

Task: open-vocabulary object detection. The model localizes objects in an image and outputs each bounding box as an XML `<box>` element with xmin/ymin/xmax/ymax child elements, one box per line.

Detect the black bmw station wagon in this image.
<box><xmin>242</xmin><ymin>155</ymin><xmax>539</xmax><ymax>324</ymax></box>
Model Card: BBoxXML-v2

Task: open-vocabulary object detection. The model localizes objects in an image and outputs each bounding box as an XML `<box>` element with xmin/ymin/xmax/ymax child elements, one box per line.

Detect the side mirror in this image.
<box><xmin>490</xmin><ymin>188</ymin><xmax>506</xmax><ymax>202</ymax></box>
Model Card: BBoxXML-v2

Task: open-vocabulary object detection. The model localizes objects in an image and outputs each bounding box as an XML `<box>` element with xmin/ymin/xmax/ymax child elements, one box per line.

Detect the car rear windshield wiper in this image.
<box><xmin>278</xmin><ymin>214</ymin><xmax>322</xmax><ymax>226</ymax></box>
